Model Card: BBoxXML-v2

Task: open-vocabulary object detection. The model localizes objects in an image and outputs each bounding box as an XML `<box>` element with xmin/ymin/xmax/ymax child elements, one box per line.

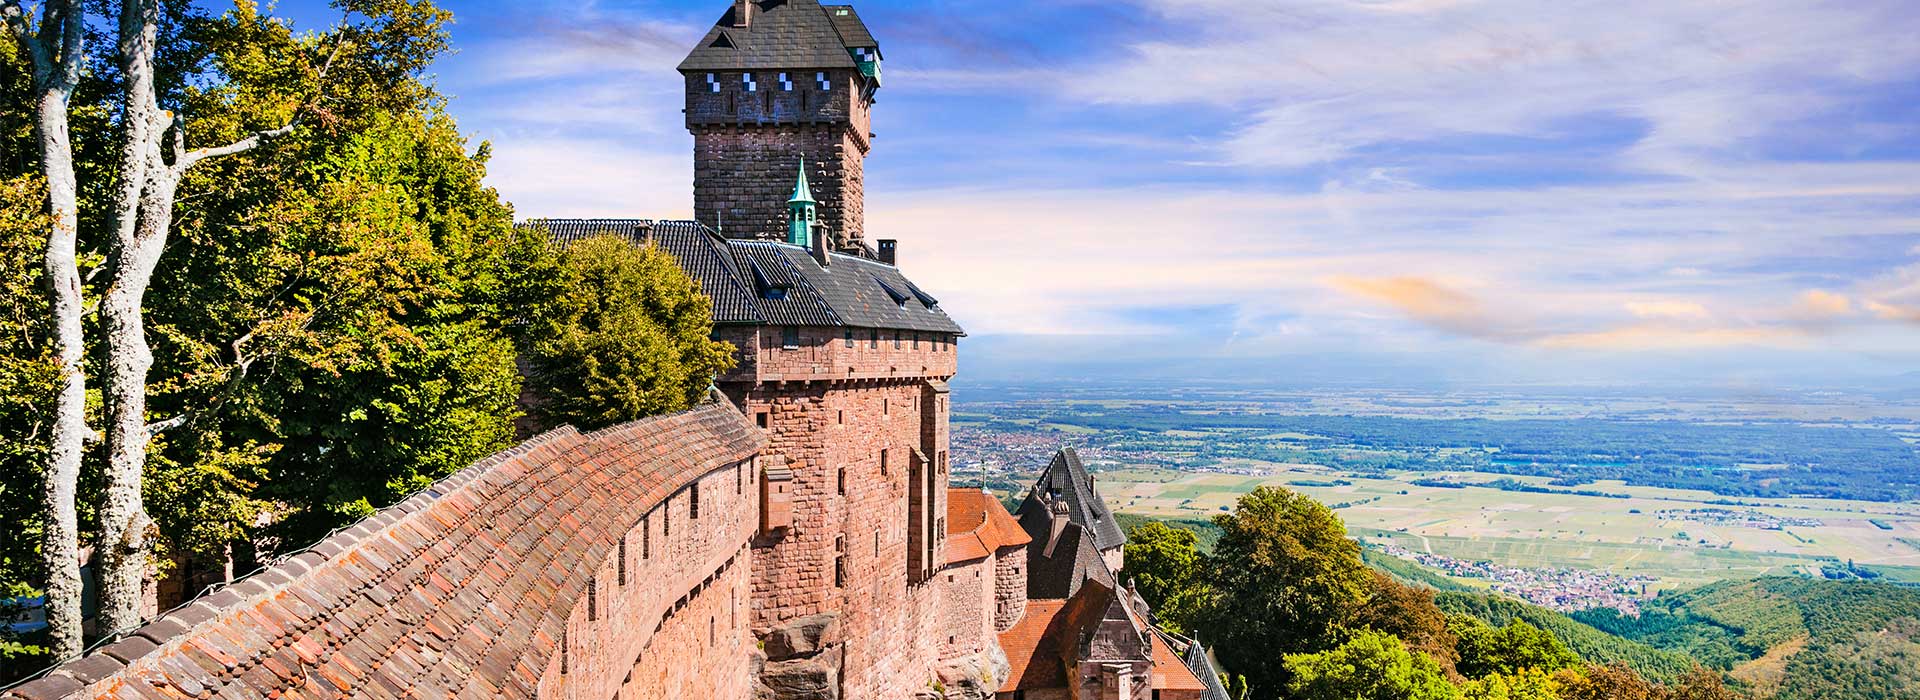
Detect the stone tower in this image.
<box><xmin>680</xmin><ymin>0</ymin><xmax>882</xmax><ymax>252</ymax></box>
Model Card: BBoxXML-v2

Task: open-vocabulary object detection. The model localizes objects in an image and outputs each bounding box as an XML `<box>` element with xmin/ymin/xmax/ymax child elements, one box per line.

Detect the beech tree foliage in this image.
<box><xmin>2</xmin><ymin>0</ymin><xmax>732</xmax><ymax>680</ymax></box>
<box><xmin>520</xmin><ymin>234</ymin><xmax>736</xmax><ymax>431</ymax></box>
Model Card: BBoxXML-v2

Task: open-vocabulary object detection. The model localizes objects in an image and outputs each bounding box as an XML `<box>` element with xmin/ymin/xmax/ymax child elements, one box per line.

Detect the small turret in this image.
<box><xmin>788</xmin><ymin>157</ymin><xmax>817</xmax><ymax>248</ymax></box>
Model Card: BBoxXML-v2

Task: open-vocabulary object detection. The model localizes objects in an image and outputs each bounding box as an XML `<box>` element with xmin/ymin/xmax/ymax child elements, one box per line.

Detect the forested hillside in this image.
<box><xmin>1578</xmin><ymin>578</ymin><xmax>1920</xmax><ymax>700</ymax></box>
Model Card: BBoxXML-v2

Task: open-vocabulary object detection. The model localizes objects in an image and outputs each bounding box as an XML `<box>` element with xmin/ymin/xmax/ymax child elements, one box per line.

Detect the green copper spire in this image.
<box><xmin>788</xmin><ymin>157</ymin><xmax>817</xmax><ymax>248</ymax></box>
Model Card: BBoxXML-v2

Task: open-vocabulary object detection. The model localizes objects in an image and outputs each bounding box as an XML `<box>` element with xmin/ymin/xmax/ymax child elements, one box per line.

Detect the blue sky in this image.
<box><xmin>275</xmin><ymin>0</ymin><xmax>1920</xmax><ymax>388</ymax></box>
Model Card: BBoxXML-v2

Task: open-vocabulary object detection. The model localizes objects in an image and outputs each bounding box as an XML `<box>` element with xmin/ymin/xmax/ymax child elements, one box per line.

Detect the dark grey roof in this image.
<box><xmin>518</xmin><ymin>219</ymin><xmax>963</xmax><ymax>335</ymax></box>
<box><xmin>1017</xmin><ymin>447</ymin><xmax>1127</xmax><ymax>553</ymax></box>
<box><xmin>1019</xmin><ymin>515</ymin><xmax>1113</xmax><ymax>601</ymax></box>
<box><xmin>1170</xmin><ymin>632</ymin><xmax>1233</xmax><ymax>700</ymax></box>
<box><xmin>679</xmin><ymin>0</ymin><xmax>871</xmax><ymax>72</ymax></box>
<box><xmin>823</xmin><ymin>5</ymin><xmax>877</xmax><ymax>49</ymax></box>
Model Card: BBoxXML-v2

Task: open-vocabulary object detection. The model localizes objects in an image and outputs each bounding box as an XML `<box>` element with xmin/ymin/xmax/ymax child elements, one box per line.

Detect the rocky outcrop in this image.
<box><xmin>934</xmin><ymin>643</ymin><xmax>1011</xmax><ymax>700</ymax></box>
<box><xmin>756</xmin><ymin>613</ymin><xmax>845</xmax><ymax>700</ymax></box>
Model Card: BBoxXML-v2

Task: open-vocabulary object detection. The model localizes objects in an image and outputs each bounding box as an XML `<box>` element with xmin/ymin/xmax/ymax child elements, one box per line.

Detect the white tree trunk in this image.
<box><xmin>6</xmin><ymin>0</ymin><xmax>88</xmax><ymax>659</ymax></box>
<box><xmin>93</xmin><ymin>0</ymin><xmax>303</xmax><ymax>635</ymax></box>
<box><xmin>94</xmin><ymin>0</ymin><xmax>166</xmax><ymax>637</ymax></box>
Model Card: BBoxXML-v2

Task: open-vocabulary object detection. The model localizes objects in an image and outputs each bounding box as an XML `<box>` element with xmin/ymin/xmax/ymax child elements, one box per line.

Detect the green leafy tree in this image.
<box><xmin>1121</xmin><ymin>520</ymin><xmax>1210</xmax><ymax>634</ymax></box>
<box><xmin>1206</xmin><ymin>486</ymin><xmax>1374</xmax><ymax>695</ymax></box>
<box><xmin>1461</xmin><ymin>669</ymin><xmax>1562</xmax><ymax>700</ymax></box>
<box><xmin>1666</xmin><ymin>666</ymin><xmax>1741</xmax><ymax>700</ymax></box>
<box><xmin>0</xmin><ymin>175</ymin><xmax>58</xmax><ymax>671</ymax></box>
<box><xmin>522</xmin><ymin>234</ymin><xmax>735</xmax><ymax>430</ymax></box>
<box><xmin>1355</xmin><ymin>571</ymin><xmax>1460</xmax><ymax>675</ymax></box>
<box><xmin>1284</xmin><ymin>629</ymin><xmax>1462</xmax><ymax>700</ymax></box>
<box><xmin>149</xmin><ymin>108</ymin><xmax>544</xmax><ymax>546</ymax></box>
<box><xmin>1554</xmin><ymin>663</ymin><xmax>1660</xmax><ymax>700</ymax></box>
<box><xmin>1454</xmin><ymin>615</ymin><xmax>1581</xmax><ymax>679</ymax></box>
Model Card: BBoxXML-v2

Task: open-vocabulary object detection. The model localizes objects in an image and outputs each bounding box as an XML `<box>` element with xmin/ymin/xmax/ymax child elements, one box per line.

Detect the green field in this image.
<box><xmin>1105</xmin><ymin>464</ymin><xmax>1920</xmax><ymax>589</ymax></box>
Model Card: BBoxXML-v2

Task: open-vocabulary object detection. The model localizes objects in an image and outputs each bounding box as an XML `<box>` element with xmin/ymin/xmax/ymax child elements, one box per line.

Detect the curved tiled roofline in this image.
<box><xmin>3</xmin><ymin>400</ymin><xmax>766</xmax><ymax>700</ymax></box>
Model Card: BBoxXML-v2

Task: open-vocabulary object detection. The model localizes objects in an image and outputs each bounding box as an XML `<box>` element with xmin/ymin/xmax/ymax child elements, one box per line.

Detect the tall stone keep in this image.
<box><xmin>680</xmin><ymin>0</ymin><xmax>882</xmax><ymax>251</ymax></box>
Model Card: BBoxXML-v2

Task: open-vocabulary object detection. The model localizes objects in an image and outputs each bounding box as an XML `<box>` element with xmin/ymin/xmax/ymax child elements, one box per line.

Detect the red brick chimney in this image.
<box><xmin>812</xmin><ymin>225</ymin><xmax>832</xmax><ymax>267</ymax></box>
<box><xmin>1043</xmin><ymin>495</ymin><xmax>1070</xmax><ymax>557</ymax></box>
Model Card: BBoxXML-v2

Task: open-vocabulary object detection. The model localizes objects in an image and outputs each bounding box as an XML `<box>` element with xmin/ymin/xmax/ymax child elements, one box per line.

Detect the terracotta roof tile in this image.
<box><xmin>996</xmin><ymin>600</ymin><xmax>1067</xmax><ymax>692</ymax></box>
<box><xmin>7</xmin><ymin>401</ymin><xmax>765</xmax><ymax>700</ymax></box>
<box><xmin>945</xmin><ymin>489</ymin><xmax>1032</xmax><ymax>564</ymax></box>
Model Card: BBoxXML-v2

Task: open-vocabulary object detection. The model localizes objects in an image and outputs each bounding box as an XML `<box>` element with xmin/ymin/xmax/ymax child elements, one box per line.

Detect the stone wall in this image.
<box><xmin>687</xmin><ymin>69</ymin><xmax>873</xmax><ymax>246</ymax></box>
<box><xmin>737</xmin><ymin>378</ymin><xmax>949</xmax><ymax>698</ymax></box>
<box><xmin>2</xmin><ymin>401</ymin><xmax>766</xmax><ymax>700</ymax></box>
<box><xmin>992</xmin><ymin>546</ymin><xmax>1026</xmax><ymax>633</ymax></box>
<box><xmin>937</xmin><ymin>558</ymin><xmax>992</xmax><ymax>661</ymax></box>
<box><xmin>716</xmin><ymin>323</ymin><xmax>959</xmax><ymax>387</ymax></box>
<box><xmin>723</xmin><ymin>324</ymin><xmax>958</xmax><ymax>699</ymax></box>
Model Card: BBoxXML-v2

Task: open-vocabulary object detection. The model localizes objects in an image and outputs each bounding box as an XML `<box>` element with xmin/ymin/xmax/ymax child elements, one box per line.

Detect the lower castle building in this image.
<box><xmin>1</xmin><ymin>2</ymin><xmax>1228</xmax><ymax>699</ymax></box>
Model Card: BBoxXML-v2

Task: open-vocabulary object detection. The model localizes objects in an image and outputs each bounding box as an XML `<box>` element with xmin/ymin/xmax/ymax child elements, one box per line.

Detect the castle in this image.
<box><xmin>1</xmin><ymin>2</ymin><xmax>1226</xmax><ymax>699</ymax></box>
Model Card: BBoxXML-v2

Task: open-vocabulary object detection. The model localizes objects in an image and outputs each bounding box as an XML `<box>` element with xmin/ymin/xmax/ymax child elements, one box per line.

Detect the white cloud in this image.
<box><xmin>485</xmin><ymin>138</ymin><xmax>691</xmax><ymax>219</ymax></box>
<box><xmin>1069</xmin><ymin>0</ymin><xmax>1920</xmax><ymax>172</ymax></box>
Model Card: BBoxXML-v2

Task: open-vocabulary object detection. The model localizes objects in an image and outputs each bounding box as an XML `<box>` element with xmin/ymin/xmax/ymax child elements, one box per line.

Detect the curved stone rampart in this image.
<box><xmin>3</xmin><ymin>401</ymin><xmax>766</xmax><ymax>700</ymax></box>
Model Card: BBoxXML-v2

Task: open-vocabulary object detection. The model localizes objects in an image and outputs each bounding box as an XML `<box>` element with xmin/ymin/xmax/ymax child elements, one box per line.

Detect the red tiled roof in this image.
<box><xmin>945</xmin><ymin>489</ymin><xmax>1031</xmax><ymax>564</ymax></box>
<box><xmin>997</xmin><ymin>600</ymin><xmax>1068</xmax><ymax>692</ymax></box>
<box><xmin>1151</xmin><ymin>631</ymin><xmax>1207</xmax><ymax>691</ymax></box>
<box><xmin>3</xmin><ymin>401</ymin><xmax>766</xmax><ymax>700</ymax></box>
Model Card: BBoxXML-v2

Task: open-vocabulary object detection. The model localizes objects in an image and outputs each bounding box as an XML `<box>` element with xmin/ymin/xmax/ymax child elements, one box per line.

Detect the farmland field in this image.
<box><xmin>1100</xmin><ymin>463</ymin><xmax>1920</xmax><ymax>589</ymax></box>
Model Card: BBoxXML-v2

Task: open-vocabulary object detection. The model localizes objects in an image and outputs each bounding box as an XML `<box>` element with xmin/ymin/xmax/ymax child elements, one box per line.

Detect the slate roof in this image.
<box><xmin>518</xmin><ymin>219</ymin><xmax>964</xmax><ymax>335</ymax></box>
<box><xmin>1169</xmin><ymin>633</ymin><xmax>1234</xmax><ymax>700</ymax></box>
<box><xmin>1016</xmin><ymin>447</ymin><xmax>1126</xmax><ymax>554</ymax></box>
<box><xmin>945</xmin><ymin>489</ymin><xmax>1031</xmax><ymax>564</ymax></box>
<box><xmin>1018</xmin><ymin>512</ymin><xmax>1112</xmax><ymax>601</ymax></box>
<box><xmin>679</xmin><ymin>0</ymin><xmax>874</xmax><ymax>72</ymax></box>
<box><xmin>2</xmin><ymin>401</ymin><xmax>767</xmax><ymax>700</ymax></box>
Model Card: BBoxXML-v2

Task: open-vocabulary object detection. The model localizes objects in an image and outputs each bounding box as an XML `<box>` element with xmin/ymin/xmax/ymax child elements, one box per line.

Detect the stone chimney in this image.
<box><xmin>732</xmin><ymin>0</ymin><xmax>753</xmax><ymax>27</ymax></box>
<box><xmin>877</xmin><ymin>239</ymin><xmax>897</xmax><ymax>265</ymax></box>
<box><xmin>1043</xmin><ymin>496</ymin><xmax>1070</xmax><ymax>557</ymax></box>
<box><xmin>812</xmin><ymin>225</ymin><xmax>832</xmax><ymax>267</ymax></box>
<box><xmin>633</xmin><ymin>221</ymin><xmax>654</xmax><ymax>247</ymax></box>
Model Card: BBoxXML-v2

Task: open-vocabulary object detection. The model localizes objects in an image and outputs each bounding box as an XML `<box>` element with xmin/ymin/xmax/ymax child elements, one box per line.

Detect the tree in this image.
<box><xmin>1284</xmin><ymin>629</ymin><xmax>1462</xmax><ymax>700</ymax></box>
<box><xmin>1355</xmin><ymin>571</ymin><xmax>1460</xmax><ymax>676</ymax></box>
<box><xmin>1460</xmin><ymin>669</ymin><xmax>1561</xmax><ymax>700</ymax></box>
<box><xmin>1120</xmin><ymin>520</ymin><xmax>1209</xmax><ymax>634</ymax></box>
<box><xmin>522</xmin><ymin>234</ymin><xmax>735</xmax><ymax>430</ymax></box>
<box><xmin>0</xmin><ymin>0</ymin><xmax>86</xmax><ymax>657</ymax></box>
<box><xmin>1205</xmin><ymin>486</ymin><xmax>1374</xmax><ymax>696</ymax></box>
<box><xmin>1666</xmin><ymin>666</ymin><xmax>1742</xmax><ymax>700</ymax></box>
<box><xmin>1</xmin><ymin>0</ymin><xmax>514</xmax><ymax>650</ymax></box>
<box><xmin>1555</xmin><ymin>663</ymin><xmax>1661</xmax><ymax>700</ymax></box>
<box><xmin>1454</xmin><ymin>616</ymin><xmax>1580</xmax><ymax>679</ymax></box>
<box><xmin>145</xmin><ymin>105</ymin><xmax>536</xmax><ymax>549</ymax></box>
<box><xmin>0</xmin><ymin>175</ymin><xmax>61</xmax><ymax>672</ymax></box>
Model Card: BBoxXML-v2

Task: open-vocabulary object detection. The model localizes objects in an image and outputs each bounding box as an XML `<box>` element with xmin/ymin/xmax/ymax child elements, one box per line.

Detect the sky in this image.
<box><xmin>276</xmin><ymin>0</ymin><xmax>1920</xmax><ymax>389</ymax></box>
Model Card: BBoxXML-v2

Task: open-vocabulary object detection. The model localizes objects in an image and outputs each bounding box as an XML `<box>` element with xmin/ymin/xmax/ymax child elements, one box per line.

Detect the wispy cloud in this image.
<box><xmin>1071</xmin><ymin>0</ymin><xmax>1920</xmax><ymax>173</ymax></box>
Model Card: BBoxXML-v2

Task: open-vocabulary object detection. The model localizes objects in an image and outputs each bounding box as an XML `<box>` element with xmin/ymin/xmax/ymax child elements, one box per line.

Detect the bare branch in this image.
<box><xmin>179</xmin><ymin>121</ymin><xmax>298</xmax><ymax>168</ymax></box>
<box><xmin>178</xmin><ymin>37</ymin><xmax>348</xmax><ymax>170</ymax></box>
<box><xmin>145</xmin><ymin>415</ymin><xmax>189</xmax><ymax>436</ymax></box>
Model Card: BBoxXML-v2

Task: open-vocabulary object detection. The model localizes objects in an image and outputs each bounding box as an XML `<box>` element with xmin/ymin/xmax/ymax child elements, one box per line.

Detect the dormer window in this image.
<box><xmin>873</xmin><ymin>276</ymin><xmax>910</xmax><ymax>307</ymax></box>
